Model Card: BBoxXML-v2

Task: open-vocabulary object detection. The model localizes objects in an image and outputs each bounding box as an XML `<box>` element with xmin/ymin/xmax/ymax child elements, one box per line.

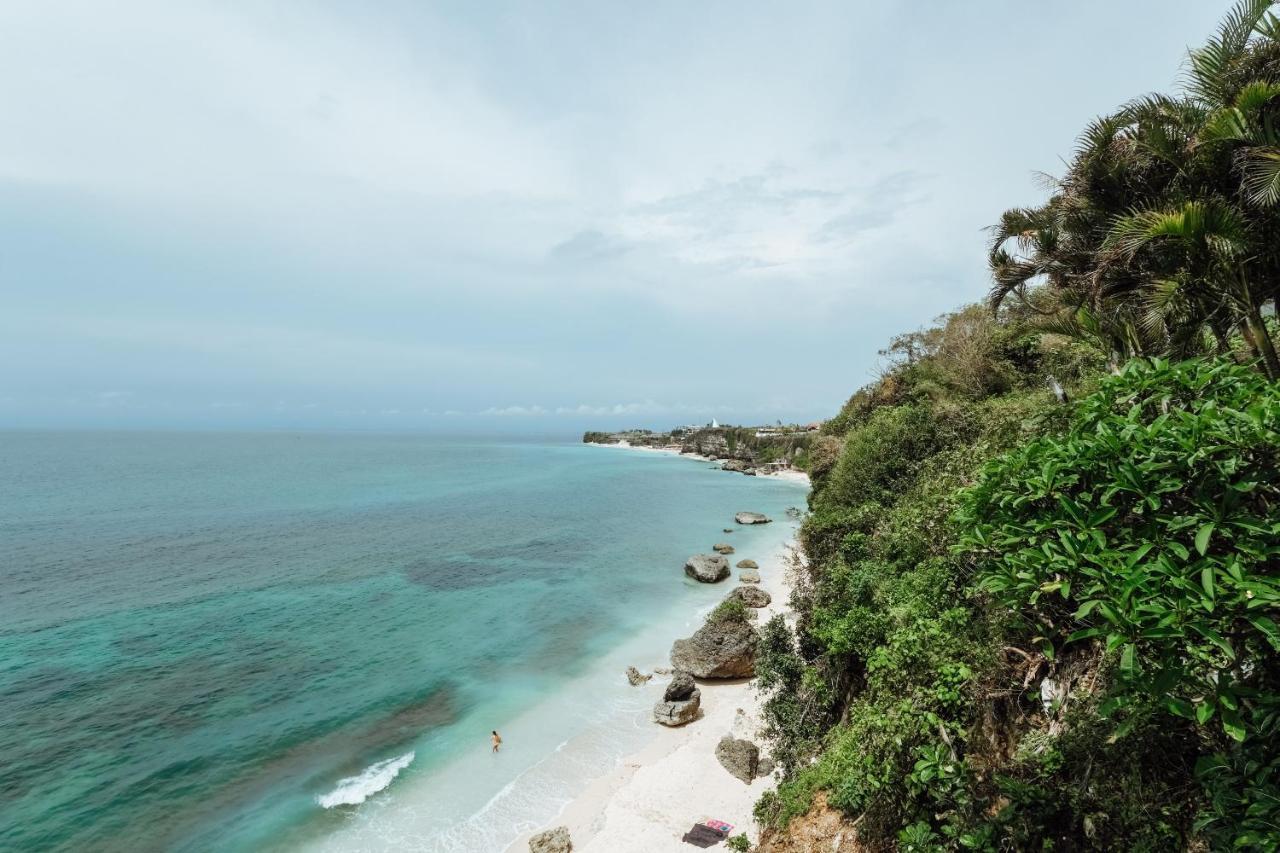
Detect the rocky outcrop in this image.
<box><xmin>735</xmin><ymin>511</ymin><xmax>772</xmax><ymax>525</ymax></box>
<box><xmin>727</xmin><ymin>585</ymin><xmax>772</xmax><ymax>608</ymax></box>
<box><xmin>670</xmin><ymin>614</ymin><xmax>759</xmax><ymax>678</ymax></box>
<box><xmin>684</xmin><ymin>554</ymin><xmax>731</xmax><ymax>583</ymax></box>
<box><xmin>529</xmin><ymin>826</ymin><xmax>573</xmax><ymax>853</ymax></box>
<box><xmin>713</xmin><ymin>543</ymin><xmax>735</xmax><ymax>554</ymax></box>
<box><xmin>626</xmin><ymin>666</ymin><xmax>652</xmax><ymax>686</ymax></box>
<box><xmin>653</xmin><ymin>690</ymin><xmax>701</xmax><ymax>726</ymax></box>
<box><xmin>664</xmin><ymin>670</ymin><xmax>696</xmax><ymax>701</ymax></box>
<box><xmin>653</xmin><ymin>670</ymin><xmax>701</xmax><ymax>726</ymax></box>
<box><xmin>721</xmin><ymin>459</ymin><xmax>757</xmax><ymax>475</ymax></box>
<box><xmin>739</xmin><ymin>569</ymin><xmax>761</xmax><ymax>584</ymax></box>
<box><xmin>736</xmin><ymin>559</ymin><xmax>758</xmax><ymax>569</ymax></box>
<box><xmin>715</xmin><ymin>735</ymin><xmax>760</xmax><ymax>783</ymax></box>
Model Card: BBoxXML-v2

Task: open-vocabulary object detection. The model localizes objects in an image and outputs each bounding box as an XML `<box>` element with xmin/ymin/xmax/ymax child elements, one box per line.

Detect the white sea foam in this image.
<box><xmin>316</xmin><ymin>752</ymin><xmax>416</xmax><ymax>809</ymax></box>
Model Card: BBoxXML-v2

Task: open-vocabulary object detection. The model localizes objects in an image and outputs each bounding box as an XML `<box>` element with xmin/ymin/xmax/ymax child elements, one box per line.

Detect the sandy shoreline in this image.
<box><xmin>505</xmin><ymin>534</ymin><xmax>804</xmax><ymax>853</ymax></box>
<box><xmin>585</xmin><ymin>440</ymin><xmax>812</xmax><ymax>487</ymax></box>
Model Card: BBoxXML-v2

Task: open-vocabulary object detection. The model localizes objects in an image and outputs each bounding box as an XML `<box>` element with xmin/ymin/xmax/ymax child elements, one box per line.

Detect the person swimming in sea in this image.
<box><xmin>491</xmin><ymin>730</ymin><xmax>502</xmax><ymax>753</ymax></box>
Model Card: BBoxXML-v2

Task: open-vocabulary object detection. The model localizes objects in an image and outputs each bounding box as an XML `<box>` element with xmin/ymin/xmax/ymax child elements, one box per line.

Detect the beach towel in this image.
<box><xmin>681</xmin><ymin>823</ymin><xmax>726</xmax><ymax>847</ymax></box>
<box><xmin>681</xmin><ymin>819</ymin><xmax>734</xmax><ymax>847</ymax></box>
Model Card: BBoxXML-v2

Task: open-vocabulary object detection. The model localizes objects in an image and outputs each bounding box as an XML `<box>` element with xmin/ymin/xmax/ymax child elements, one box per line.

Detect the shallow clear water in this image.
<box><xmin>0</xmin><ymin>432</ymin><xmax>805</xmax><ymax>851</ymax></box>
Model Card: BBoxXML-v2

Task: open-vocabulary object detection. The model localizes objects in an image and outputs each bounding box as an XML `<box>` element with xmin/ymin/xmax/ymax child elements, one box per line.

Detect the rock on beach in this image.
<box><xmin>684</xmin><ymin>554</ymin><xmax>731</xmax><ymax>583</ymax></box>
<box><xmin>734</xmin><ymin>511</ymin><xmax>772</xmax><ymax>525</ymax></box>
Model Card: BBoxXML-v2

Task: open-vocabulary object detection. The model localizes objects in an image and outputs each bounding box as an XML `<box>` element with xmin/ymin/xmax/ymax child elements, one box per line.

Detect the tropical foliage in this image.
<box><xmin>754</xmin><ymin>6</ymin><xmax>1280</xmax><ymax>850</ymax></box>
<box><xmin>988</xmin><ymin>0</ymin><xmax>1280</xmax><ymax>376</ymax></box>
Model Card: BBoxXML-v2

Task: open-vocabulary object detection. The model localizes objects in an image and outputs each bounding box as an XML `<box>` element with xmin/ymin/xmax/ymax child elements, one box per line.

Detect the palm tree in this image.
<box><xmin>1104</xmin><ymin>198</ymin><xmax>1279</xmax><ymax>377</ymax></box>
<box><xmin>988</xmin><ymin>0</ymin><xmax>1280</xmax><ymax>377</ymax></box>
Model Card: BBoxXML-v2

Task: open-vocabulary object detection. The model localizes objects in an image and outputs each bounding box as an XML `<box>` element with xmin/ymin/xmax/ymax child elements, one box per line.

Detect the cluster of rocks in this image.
<box><xmin>535</xmin><ymin>507</ymin><xmax>787</xmax><ymax>847</ymax></box>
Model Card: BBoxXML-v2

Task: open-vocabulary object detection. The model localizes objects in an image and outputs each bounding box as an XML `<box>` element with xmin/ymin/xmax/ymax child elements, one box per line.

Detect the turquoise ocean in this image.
<box><xmin>0</xmin><ymin>432</ymin><xmax>806</xmax><ymax>851</ymax></box>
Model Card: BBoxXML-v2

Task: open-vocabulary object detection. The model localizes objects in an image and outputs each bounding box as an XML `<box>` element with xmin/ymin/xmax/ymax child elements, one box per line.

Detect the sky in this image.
<box><xmin>0</xmin><ymin>0</ymin><xmax>1227</xmax><ymax>432</ymax></box>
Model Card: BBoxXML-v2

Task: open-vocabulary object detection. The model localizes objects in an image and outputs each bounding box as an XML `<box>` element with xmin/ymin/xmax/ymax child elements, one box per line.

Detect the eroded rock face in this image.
<box><xmin>713</xmin><ymin>543</ymin><xmax>735</xmax><ymax>554</ymax></box>
<box><xmin>670</xmin><ymin>616</ymin><xmax>759</xmax><ymax>678</ymax></box>
<box><xmin>626</xmin><ymin>666</ymin><xmax>652</xmax><ymax>686</ymax></box>
<box><xmin>727</xmin><ymin>585</ymin><xmax>772</xmax><ymax>608</ymax></box>
<box><xmin>739</xmin><ymin>569</ymin><xmax>762</xmax><ymax>584</ymax></box>
<box><xmin>684</xmin><ymin>554</ymin><xmax>731</xmax><ymax>583</ymax></box>
<box><xmin>529</xmin><ymin>826</ymin><xmax>573</xmax><ymax>853</ymax></box>
<box><xmin>735</xmin><ymin>512</ymin><xmax>772</xmax><ymax>525</ymax></box>
<box><xmin>664</xmin><ymin>670</ymin><xmax>696</xmax><ymax>701</ymax></box>
<box><xmin>715</xmin><ymin>735</ymin><xmax>760</xmax><ymax>783</ymax></box>
<box><xmin>721</xmin><ymin>459</ymin><xmax>757</xmax><ymax>475</ymax></box>
<box><xmin>736</xmin><ymin>559</ymin><xmax>758</xmax><ymax>569</ymax></box>
<box><xmin>653</xmin><ymin>687</ymin><xmax>701</xmax><ymax>726</ymax></box>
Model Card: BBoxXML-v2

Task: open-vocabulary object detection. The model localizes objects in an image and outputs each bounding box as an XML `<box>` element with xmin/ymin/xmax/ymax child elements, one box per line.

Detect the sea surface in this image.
<box><xmin>0</xmin><ymin>432</ymin><xmax>806</xmax><ymax>852</ymax></box>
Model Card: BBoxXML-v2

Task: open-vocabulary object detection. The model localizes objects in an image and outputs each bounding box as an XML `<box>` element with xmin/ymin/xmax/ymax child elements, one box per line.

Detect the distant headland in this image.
<box><xmin>583</xmin><ymin>421</ymin><xmax>821</xmax><ymax>477</ymax></box>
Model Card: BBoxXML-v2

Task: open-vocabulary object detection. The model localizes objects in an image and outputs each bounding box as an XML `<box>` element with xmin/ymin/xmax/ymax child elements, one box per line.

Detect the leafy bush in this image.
<box><xmin>958</xmin><ymin>357</ymin><xmax>1280</xmax><ymax>848</ymax></box>
<box><xmin>710</xmin><ymin>596</ymin><xmax>750</xmax><ymax>625</ymax></box>
<box><xmin>726</xmin><ymin>832</ymin><xmax>751</xmax><ymax>851</ymax></box>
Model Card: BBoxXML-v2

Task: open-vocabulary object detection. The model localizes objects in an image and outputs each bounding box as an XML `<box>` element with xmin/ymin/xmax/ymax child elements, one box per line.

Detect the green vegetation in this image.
<box><xmin>754</xmin><ymin>5</ymin><xmax>1280</xmax><ymax>849</ymax></box>
<box><xmin>711</xmin><ymin>596</ymin><xmax>751</xmax><ymax>625</ymax></box>
<box><xmin>988</xmin><ymin>0</ymin><xmax>1280</xmax><ymax>376</ymax></box>
<box><xmin>727</xmin><ymin>832</ymin><xmax>751</xmax><ymax>852</ymax></box>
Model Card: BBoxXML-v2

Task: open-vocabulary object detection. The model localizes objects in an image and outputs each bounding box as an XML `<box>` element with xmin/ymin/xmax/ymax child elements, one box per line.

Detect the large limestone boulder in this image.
<box><xmin>713</xmin><ymin>543</ymin><xmax>735</xmax><ymax>555</ymax></box>
<box><xmin>736</xmin><ymin>559</ymin><xmax>758</xmax><ymax>569</ymax></box>
<box><xmin>739</xmin><ymin>569</ymin><xmax>761</xmax><ymax>584</ymax></box>
<box><xmin>670</xmin><ymin>614</ymin><xmax>759</xmax><ymax>678</ymax></box>
<box><xmin>654</xmin><ymin>670</ymin><xmax>700</xmax><ymax>726</ymax></box>
<box><xmin>735</xmin><ymin>511</ymin><xmax>772</xmax><ymax>525</ymax></box>
<box><xmin>726</xmin><ymin>585</ymin><xmax>772</xmax><ymax>608</ymax></box>
<box><xmin>715</xmin><ymin>735</ymin><xmax>761</xmax><ymax>783</ymax></box>
<box><xmin>721</xmin><ymin>459</ymin><xmax>754</xmax><ymax>474</ymax></box>
<box><xmin>684</xmin><ymin>554</ymin><xmax>730</xmax><ymax>583</ymax></box>
<box><xmin>529</xmin><ymin>826</ymin><xmax>572</xmax><ymax>853</ymax></box>
<box><xmin>653</xmin><ymin>689</ymin><xmax>701</xmax><ymax>726</ymax></box>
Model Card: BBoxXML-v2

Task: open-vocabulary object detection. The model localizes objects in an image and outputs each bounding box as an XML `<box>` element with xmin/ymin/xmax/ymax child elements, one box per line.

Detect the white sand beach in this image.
<box><xmin>506</xmin><ymin>539</ymin><xmax>802</xmax><ymax>853</ymax></box>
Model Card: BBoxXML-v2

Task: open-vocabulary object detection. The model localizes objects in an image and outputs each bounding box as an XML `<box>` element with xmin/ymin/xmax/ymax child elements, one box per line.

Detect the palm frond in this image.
<box><xmin>1242</xmin><ymin>147</ymin><xmax>1280</xmax><ymax>204</ymax></box>
<box><xmin>1185</xmin><ymin>1</ymin><xmax>1280</xmax><ymax>104</ymax></box>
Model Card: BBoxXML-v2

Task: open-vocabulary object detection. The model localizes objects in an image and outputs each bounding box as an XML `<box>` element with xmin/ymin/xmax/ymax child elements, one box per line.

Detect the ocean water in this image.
<box><xmin>0</xmin><ymin>432</ymin><xmax>806</xmax><ymax>852</ymax></box>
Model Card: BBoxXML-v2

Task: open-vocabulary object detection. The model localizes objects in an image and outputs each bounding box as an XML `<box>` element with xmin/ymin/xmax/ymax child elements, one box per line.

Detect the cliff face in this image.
<box><xmin>756</xmin><ymin>794</ymin><xmax>864</xmax><ymax>853</ymax></box>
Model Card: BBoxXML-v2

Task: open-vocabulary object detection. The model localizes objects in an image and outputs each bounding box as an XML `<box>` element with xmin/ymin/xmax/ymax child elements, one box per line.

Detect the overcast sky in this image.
<box><xmin>0</xmin><ymin>0</ymin><xmax>1225</xmax><ymax>432</ymax></box>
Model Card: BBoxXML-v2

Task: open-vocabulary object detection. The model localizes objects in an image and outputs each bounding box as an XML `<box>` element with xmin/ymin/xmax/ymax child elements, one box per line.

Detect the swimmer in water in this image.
<box><xmin>491</xmin><ymin>730</ymin><xmax>502</xmax><ymax>753</ymax></box>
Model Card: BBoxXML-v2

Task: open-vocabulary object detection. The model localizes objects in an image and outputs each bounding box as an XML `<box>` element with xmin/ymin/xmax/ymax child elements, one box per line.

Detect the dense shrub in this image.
<box><xmin>958</xmin><ymin>358</ymin><xmax>1280</xmax><ymax>848</ymax></box>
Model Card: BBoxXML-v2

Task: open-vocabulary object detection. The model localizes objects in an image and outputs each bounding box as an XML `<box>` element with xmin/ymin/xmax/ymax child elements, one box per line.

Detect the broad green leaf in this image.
<box><xmin>1200</xmin><ymin>565</ymin><xmax>1215</xmax><ymax>599</ymax></box>
<box><xmin>1220</xmin><ymin>708</ymin><xmax>1247</xmax><ymax>742</ymax></box>
<box><xmin>1246</xmin><ymin>614</ymin><xmax>1280</xmax><ymax>651</ymax></box>
<box><xmin>1195</xmin><ymin>523</ymin><xmax>1215</xmax><ymax>556</ymax></box>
